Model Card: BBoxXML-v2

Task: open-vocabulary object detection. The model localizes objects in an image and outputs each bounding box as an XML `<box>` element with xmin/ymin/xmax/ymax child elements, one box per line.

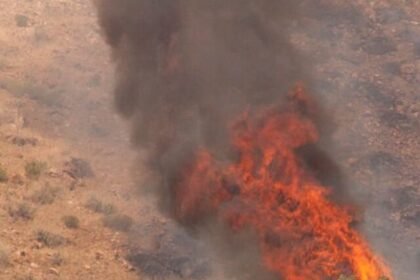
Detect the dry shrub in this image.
<box><xmin>85</xmin><ymin>197</ymin><xmax>116</xmax><ymax>215</ymax></box>
<box><xmin>62</xmin><ymin>215</ymin><xmax>80</xmax><ymax>229</ymax></box>
<box><xmin>8</xmin><ymin>203</ymin><xmax>35</xmax><ymax>220</ymax></box>
<box><xmin>25</xmin><ymin>161</ymin><xmax>47</xmax><ymax>180</ymax></box>
<box><xmin>31</xmin><ymin>185</ymin><xmax>60</xmax><ymax>205</ymax></box>
<box><xmin>36</xmin><ymin>230</ymin><xmax>67</xmax><ymax>248</ymax></box>
<box><xmin>15</xmin><ymin>14</ymin><xmax>29</xmax><ymax>27</ymax></box>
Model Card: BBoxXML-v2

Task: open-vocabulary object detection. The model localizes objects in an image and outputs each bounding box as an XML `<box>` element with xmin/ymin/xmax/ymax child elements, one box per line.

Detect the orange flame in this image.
<box><xmin>174</xmin><ymin>86</ymin><xmax>392</xmax><ymax>280</ymax></box>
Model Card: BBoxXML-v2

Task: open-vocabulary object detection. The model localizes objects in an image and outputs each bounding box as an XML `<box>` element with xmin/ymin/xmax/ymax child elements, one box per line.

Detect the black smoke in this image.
<box><xmin>95</xmin><ymin>0</ymin><xmax>347</xmax><ymax>278</ymax></box>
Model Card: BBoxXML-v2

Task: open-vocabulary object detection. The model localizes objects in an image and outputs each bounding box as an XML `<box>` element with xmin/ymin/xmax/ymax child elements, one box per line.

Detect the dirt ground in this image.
<box><xmin>0</xmin><ymin>0</ymin><xmax>418</xmax><ymax>280</ymax></box>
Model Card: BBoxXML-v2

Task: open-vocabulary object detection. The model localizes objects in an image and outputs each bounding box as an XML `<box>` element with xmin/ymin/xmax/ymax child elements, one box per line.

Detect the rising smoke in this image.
<box><xmin>95</xmin><ymin>0</ymin><xmax>350</xmax><ymax>279</ymax></box>
<box><xmin>95</xmin><ymin>0</ymin><xmax>343</xmax><ymax>200</ymax></box>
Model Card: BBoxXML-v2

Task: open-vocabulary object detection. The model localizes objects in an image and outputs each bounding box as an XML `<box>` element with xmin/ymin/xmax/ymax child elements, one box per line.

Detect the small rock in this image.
<box><xmin>160</xmin><ymin>216</ymin><xmax>169</xmax><ymax>224</ymax></box>
<box><xmin>180</xmin><ymin>265</ymin><xmax>194</xmax><ymax>278</ymax></box>
<box><xmin>122</xmin><ymin>260</ymin><xmax>135</xmax><ymax>271</ymax></box>
<box><xmin>16</xmin><ymin>250</ymin><xmax>26</xmax><ymax>257</ymax></box>
<box><xmin>32</xmin><ymin>241</ymin><xmax>44</xmax><ymax>250</ymax></box>
<box><xmin>84</xmin><ymin>265</ymin><xmax>91</xmax><ymax>270</ymax></box>
<box><xmin>30</xmin><ymin>262</ymin><xmax>39</xmax><ymax>268</ymax></box>
<box><xmin>49</xmin><ymin>268</ymin><xmax>59</xmax><ymax>275</ymax></box>
<box><xmin>400</xmin><ymin>63</ymin><xmax>416</xmax><ymax>75</ymax></box>
<box><xmin>346</xmin><ymin>158</ymin><xmax>357</xmax><ymax>166</ymax></box>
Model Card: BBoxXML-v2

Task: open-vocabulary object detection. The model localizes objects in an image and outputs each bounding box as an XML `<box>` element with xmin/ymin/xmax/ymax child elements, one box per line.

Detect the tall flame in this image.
<box><xmin>174</xmin><ymin>85</ymin><xmax>392</xmax><ymax>280</ymax></box>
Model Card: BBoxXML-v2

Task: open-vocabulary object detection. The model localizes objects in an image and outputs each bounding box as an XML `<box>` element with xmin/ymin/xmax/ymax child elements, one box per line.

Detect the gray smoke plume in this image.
<box><xmin>95</xmin><ymin>0</ymin><xmax>347</xmax><ymax>279</ymax></box>
<box><xmin>96</xmin><ymin>0</ymin><xmax>324</xmax><ymax>185</ymax></box>
<box><xmin>95</xmin><ymin>0</ymin><xmax>348</xmax><ymax>207</ymax></box>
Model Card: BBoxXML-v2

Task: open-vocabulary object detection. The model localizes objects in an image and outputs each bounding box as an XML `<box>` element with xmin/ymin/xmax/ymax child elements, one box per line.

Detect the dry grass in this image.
<box><xmin>31</xmin><ymin>185</ymin><xmax>60</xmax><ymax>205</ymax></box>
<box><xmin>85</xmin><ymin>197</ymin><xmax>116</xmax><ymax>215</ymax></box>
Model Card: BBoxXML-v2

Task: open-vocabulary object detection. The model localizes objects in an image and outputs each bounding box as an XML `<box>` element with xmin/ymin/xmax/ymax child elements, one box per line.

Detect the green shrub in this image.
<box><xmin>62</xmin><ymin>215</ymin><xmax>80</xmax><ymax>229</ymax></box>
<box><xmin>25</xmin><ymin>161</ymin><xmax>47</xmax><ymax>179</ymax></box>
<box><xmin>103</xmin><ymin>214</ymin><xmax>133</xmax><ymax>232</ymax></box>
<box><xmin>85</xmin><ymin>197</ymin><xmax>116</xmax><ymax>215</ymax></box>
<box><xmin>36</xmin><ymin>230</ymin><xmax>67</xmax><ymax>248</ymax></box>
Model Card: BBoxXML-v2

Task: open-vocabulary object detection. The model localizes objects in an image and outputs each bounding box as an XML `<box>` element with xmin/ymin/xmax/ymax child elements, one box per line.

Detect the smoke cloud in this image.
<box><xmin>95</xmin><ymin>0</ymin><xmax>351</xmax><ymax>278</ymax></box>
<box><xmin>95</xmin><ymin>0</ymin><xmax>338</xmax><ymax>194</ymax></box>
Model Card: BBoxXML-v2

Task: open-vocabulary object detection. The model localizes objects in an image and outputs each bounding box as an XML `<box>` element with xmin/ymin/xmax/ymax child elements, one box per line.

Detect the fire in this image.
<box><xmin>174</xmin><ymin>85</ymin><xmax>392</xmax><ymax>280</ymax></box>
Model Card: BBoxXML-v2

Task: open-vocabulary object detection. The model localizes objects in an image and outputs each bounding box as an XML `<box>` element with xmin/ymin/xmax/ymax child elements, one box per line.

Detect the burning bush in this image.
<box><xmin>173</xmin><ymin>86</ymin><xmax>392</xmax><ymax>280</ymax></box>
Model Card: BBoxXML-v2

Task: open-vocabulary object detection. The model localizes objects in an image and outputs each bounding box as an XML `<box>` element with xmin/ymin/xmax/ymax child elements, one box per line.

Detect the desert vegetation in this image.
<box><xmin>25</xmin><ymin>161</ymin><xmax>47</xmax><ymax>180</ymax></box>
<box><xmin>31</xmin><ymin>185</ymin><xmax>60</xmax><ymax>205</ymax></box>
<box><xmin>62</xmin><ymin>215</ymin><xmax>80</xmax><ymax>229</ymax></box>
<box><xmin>8</xmin><ymin>202</ymin><xmax>35</xmax><ymax>221</ymax></box>
<box><xmin>36</xmin><ymin>230</ymin><xmax>67</xmax><ymax>248</ymax></box>
<box><xmin>85</xmin><ymin>196</ymin><xmax>116</xmax><ymax>215</ymax></box>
